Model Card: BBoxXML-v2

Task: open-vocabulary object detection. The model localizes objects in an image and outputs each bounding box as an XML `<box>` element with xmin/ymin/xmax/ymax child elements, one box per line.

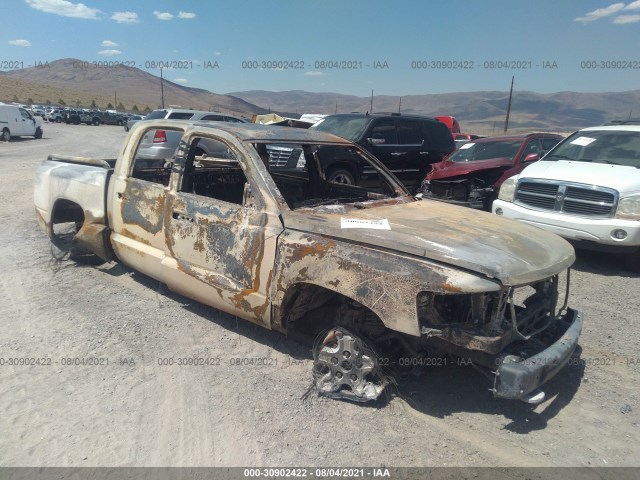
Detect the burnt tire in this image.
<box><xmin>50</xmin><ymin>222</ymin><xmax>104</xmax><ymax>265</ymax></box>
<box><xmin>1</xmin><ymin>128</ymin><xmax>10</xmax><ymax>142</ymax></box>
<box><xmin>34</xmin><ymin>127</ymin><xmax>43</xmax><ymax>139</ymax></box>
<box><xmin>326</xmin><ymin>168</ymin><xmax>355</xmax><ymax>185</ymax></box>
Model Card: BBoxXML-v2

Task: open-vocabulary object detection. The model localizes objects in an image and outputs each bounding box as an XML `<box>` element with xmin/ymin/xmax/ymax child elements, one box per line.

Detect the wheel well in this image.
<box><xmin>51</xmin><ymin>199</ymin><xmax>85</xmax><ymax>230</ymax></box>
<box><xmin>280</xmin><ymin>283</ymin><xmax>387</xmax><ymax>342</ymax></box>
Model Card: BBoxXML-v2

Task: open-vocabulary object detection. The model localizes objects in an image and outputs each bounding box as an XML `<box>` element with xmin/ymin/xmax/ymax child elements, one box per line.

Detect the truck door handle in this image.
<box><xmin>419</xmin><ymin>151</ymin><xmax>430</xmax><ymax>155</ymax></box>
<box><xmin>172</xmin><ymin>211</ymin><xmax>194</xmax><ymax>223</ymax></box>
<box><xmin>390</xmin><ymin>152</ymin><xmax>405</xmax><ymax>156</ymax></box>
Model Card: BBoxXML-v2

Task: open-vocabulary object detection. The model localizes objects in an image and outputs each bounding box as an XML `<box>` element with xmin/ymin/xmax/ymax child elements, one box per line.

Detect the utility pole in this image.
<box><xmin>504</xmin><ymin>76</ymin><xmax>514</xmax><ymax>133</ymax></box>
<box><xmin>335</xmin><ymin>102</ymin><xmax>337</xmax><ymax>114</ymax></box>
<box><xmin>370</xmin><ymin>89</ymin><xmax>374</xmax><ymax>113</ymax></box>
<box><xmin>114</xmin><ymin>91</ymin><xmax>117</xmax><ymax>109</ymax></box>
<box><xmin>160</xmin><ymin>67</ymin><xmax>165</xmax><ymax>109</ymax></box>
<box><xmin>398</xmin><ymin>97</ymin><xmax>402</xmax><ymax>113</ymax></box>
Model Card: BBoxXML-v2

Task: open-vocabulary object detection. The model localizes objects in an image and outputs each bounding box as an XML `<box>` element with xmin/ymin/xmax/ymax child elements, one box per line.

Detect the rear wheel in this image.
<box><xmin>1</xmin><ymin>128</ymin><xmax>10</xmax><ymax>142</ymax></box>
<box><xmin>34</xmin><ymin>127</ymin><xmax>43</xmax><ymax>139</ymax></box>
<box><xmin>326</xmin><ymin>168</ymin><xmax>355</xmax><ymax>185</ymax></box>
<box><xmin>92</xmin><ymin>118</ymin><xmax>100</xmax><ymax>126</ymax></box>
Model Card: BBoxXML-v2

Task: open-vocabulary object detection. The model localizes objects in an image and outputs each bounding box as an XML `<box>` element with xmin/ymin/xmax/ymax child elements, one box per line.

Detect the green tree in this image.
<box><xmin>90</xmin><ymin>99</ymin><xmax>97</xmax><ymax>108</ymax></box>
<box><xmin>106</xmin><ymin>103</ymin><xmax>114</xmax><ymax>109</ymax></box>
<box><xmin>58</xmin><ymin>98</ymin><xmax>66</xmax><ymax>106</ymax></box>
<box><xmin>27</xmin><ymin>97</ymin><xmax>34</xmax><ymax>105</ymax></box>
<box><xmin>74</xmin><ymin>99</ymin><xmax>82</xmax><ymax>107</ymax></box>
<box><xmin>117</xmin><ymin>102</ymin><xmax>125</xmax><ymax>111</ymax></box>
<box><xmin>143</xmin><ymin>105</ymin><xmax>151</xmax><ymax>114</ymax></box>
<box><xmin>132</xmin><ymin>104</ymin><xmax>139</xmax><ymax>112</ymax></box>
<box><xmin>45</xmin><ymin>99</ymin><xmax>51</xmax><ymax>105</ymax></box>
<box><xmin>12</xmin><ymin>95</ymin><xmax>19</xmax><ymax>103</ymax></box>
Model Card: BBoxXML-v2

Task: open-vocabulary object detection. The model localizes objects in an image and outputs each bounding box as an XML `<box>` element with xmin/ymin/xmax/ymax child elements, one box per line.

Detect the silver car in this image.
<box><xmin>124</xmin><ymin>114</ymin><xmax>144</xmax><ymax>132</ymax></box>
<box><xmin>136</xmin><ymin>109</ymin><xmax>248</xmax><ymax>160</ymax></box>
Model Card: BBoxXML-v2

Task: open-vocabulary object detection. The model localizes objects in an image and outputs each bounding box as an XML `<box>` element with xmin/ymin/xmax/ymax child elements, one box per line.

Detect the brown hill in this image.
<box><xmin>230</xmin><ymin>89</ymin><xmax>640</xmax><ymax>134</ymax></box>
<box><xmin>1</xmin><ymin>58</ymin><xmax>267</xmax><ymax>116</ymax></box>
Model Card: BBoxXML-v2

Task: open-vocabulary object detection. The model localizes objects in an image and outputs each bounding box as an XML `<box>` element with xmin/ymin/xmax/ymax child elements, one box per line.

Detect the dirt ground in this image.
<box><xmin>0</xmin><ymin>123</ymin><xmax>639</xmax><ymax>468</ymax></box>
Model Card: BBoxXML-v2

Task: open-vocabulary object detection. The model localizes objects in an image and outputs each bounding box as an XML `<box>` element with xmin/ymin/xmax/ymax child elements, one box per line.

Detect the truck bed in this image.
<box><xmin>34</xmin><ymin>155</ymin><xmax>115</xmax><ymax>237</ymax></box>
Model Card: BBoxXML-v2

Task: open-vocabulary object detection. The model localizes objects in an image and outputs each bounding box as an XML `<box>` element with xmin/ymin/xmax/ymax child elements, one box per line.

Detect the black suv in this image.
<box><xmin>310</xmin><ymin>113</ymin><xmax>455</xmax><ymax>192</ymax></box>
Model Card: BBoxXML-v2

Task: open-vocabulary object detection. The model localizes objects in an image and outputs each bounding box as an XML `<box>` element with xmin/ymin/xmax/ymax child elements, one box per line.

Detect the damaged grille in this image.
<box><xmin>428</xmin><ymin>180</ymin><xmax>470</xmax><ymax>201</ymax></box>
<box><xmin>266</xmin><ymin>145</ymin><xmax>297</xmax><ymax>168</ymax></box>
<box><xmin>515</xmin><ymin>180</ymin><xmax>617</xmax><ymax>218</ymax></box>
<box><xmin>416</xmin><ymin>276</ymin><xmax>561</xmax><ymax>354</ymax></box>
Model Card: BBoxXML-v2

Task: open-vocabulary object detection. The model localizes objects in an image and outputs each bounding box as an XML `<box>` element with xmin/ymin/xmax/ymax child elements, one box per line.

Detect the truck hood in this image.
<box><xmin>520</xmin><ymin>160</ymin><xmax>640</xmax><ymax>195</ymax></box>
<box><xmin>427</xmin><ymin>157</ymin><xmax>513</xmax><ymax>180</ymax></box>
<box><xmin>282</xmin><ymin>200</ymin><xmax>574</xmax><ymax>286</ymax></box>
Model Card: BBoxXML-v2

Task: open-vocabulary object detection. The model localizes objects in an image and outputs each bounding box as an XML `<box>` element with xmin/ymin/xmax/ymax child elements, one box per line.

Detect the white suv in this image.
<box><xmin>493</xmin><ymin>125</ymin><xmax>640</xmax><ymax>268</ymax></box>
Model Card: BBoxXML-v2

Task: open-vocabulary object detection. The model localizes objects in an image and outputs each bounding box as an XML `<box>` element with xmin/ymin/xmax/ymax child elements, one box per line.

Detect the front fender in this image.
<box><xmin>272</xmin><ymin>230</ymin><xmax>501</xmax><ymax>336</ymax></box>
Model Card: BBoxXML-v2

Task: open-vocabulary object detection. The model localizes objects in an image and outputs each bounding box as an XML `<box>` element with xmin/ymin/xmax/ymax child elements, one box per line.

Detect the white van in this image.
<box><xmin>0</xmin><ymin>105</ymin><xmax>44</xmax><ymax>141</ymax></box>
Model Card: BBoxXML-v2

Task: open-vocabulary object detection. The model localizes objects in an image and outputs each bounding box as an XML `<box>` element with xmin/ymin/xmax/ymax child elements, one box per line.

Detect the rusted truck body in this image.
<box><xmin>34</xmin><ymin>120</ymin><xmax>582</xmax><ymax>403</ymax></box>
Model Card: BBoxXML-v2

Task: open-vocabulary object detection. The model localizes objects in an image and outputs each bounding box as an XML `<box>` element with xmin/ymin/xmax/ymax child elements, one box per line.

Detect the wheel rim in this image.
<box><xmin>313</xmin><ymin>327</ymin><xmax>388</xmax><ymax>402</ymax></box>
<box><xmin>330</xmin><ymin>172</ymin><xmax>353</xmax><ymax>185</ymax></box>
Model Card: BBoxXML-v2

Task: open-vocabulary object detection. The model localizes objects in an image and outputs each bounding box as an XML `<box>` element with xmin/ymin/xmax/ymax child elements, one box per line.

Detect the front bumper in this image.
<box><xmin>493</xmin><ymin>199</ymin><xmax>640</xmax><ymax>247</ymax></box>
<box><xmin>493</xmin><ymin>308</ymin><xmax>583</xmax><ymax>400</ymax></box>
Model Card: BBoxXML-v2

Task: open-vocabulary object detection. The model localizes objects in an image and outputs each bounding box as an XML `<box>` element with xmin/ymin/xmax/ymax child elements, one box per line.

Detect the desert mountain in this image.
<box><xmin>230</xmin><ymin>89</ymin><xmax>640</xmax><ymax>133</ymax></box>
<box><xmin>1</xmin><ymin>58</ymin><xmax>266</xmax><ymax>116</ymax></box>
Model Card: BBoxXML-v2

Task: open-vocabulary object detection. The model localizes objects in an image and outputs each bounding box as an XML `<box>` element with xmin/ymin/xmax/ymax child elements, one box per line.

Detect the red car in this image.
<box><xmin>421</xmin><ymin>133</ymin><xmax>563</xmax><ymax>210</ymax></box>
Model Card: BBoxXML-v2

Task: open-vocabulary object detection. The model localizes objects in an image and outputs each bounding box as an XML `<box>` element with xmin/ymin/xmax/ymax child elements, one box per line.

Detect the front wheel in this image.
<box><xmin>34</xmin><ymin>127</ymin><xmax>43</xmax><ymax>139</ymax></box>
<box><xmin>92</xmin><ymin>118</ymin><xmax>100</xmax><ymax>126</ymax></box>
<box><xmin>326</xmin><ymin>168</ymin><xmax>355</xmax><ymax>185</ymax></box>
<box><xmin>1</xmin><ymin>128</ymin><xmax>10</xmax><ymax>142</ymax></box>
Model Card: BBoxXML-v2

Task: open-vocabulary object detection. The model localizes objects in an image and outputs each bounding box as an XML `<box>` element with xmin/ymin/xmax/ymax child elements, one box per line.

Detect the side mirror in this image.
<box><xmin>523</xmin><ymin>153</ymin><xmax>539</xmax><ymax>162</ymax></box>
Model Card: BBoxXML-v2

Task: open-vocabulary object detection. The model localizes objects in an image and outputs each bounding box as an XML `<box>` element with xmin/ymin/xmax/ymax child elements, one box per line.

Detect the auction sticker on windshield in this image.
<box><xmin>570</xmin><ymin>136</ymin><xmax>597</xmax><ymax>146</ymax></box>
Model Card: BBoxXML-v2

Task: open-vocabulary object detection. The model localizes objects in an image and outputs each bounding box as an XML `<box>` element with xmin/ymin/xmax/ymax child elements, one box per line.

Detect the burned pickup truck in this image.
<box><xmin>34</xmin><ymin>121</ymin><xmax>582</xmax><ymax>404</ymax></box>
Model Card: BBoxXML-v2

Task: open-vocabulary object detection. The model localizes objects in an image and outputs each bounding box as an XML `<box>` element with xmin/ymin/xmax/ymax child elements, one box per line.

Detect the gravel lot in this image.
<box><xmin>0</xmin><ymin>123</ymin><xmax>639</xmax><ymax>468</ymax></box>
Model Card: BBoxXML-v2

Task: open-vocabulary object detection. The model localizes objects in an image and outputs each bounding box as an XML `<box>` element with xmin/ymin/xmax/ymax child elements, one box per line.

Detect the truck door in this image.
<box><xmin>163</xmin><ymin>133</ymin><xmax>283</xmax><ymax>327</ymax></box>
<box><xmin>363</xmin><ymin>118</ymin><xmax>403</xmax><ymax>183</ymax></box>
<box><xmin>107</xmin><ymin>125</ymin><xmax>186</xmax><ymax>281</ymax></box>
<box><xmin>17</xmin><ymin>108</ymin><xmax>35</xmax><ymax>135</ymax></box>
<box><xmin>397</xmin><ymin>118</ymin><xmax>427</xmax><ymax>192</ymax></box>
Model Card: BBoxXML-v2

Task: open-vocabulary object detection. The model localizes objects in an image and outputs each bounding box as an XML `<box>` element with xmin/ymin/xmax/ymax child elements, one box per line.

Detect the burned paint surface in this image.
<box><xmin>35</xmin><ymin>119</ymin><xmax>579</xmax><ymax>382</ymax></box>
<box><xmin>271</xmin><ymin>229</ymin><xmax>502</xmax><ymax>337</ymax></box>
<box><xmin>120</xmin><ymin>179</ymin><xmax>165</xmax><ymax>234</ymax></box>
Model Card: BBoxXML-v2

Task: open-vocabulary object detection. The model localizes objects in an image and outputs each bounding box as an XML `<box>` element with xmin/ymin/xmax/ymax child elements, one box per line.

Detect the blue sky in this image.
<box><xmin>2</xmin><ymin>0</ymin><xmax>640</xmax><ymax>96</ymax></box>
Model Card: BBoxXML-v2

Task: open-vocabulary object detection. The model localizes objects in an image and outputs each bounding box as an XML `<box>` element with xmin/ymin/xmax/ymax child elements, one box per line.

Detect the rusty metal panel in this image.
<box><xmin>271</xmin><ymin>230</ymin><xmax>502</xmax><ymax>337</ymax></box>
<box><xmin>281</xmin><ymin>200</ymin><xmax>575</xmax><ymax>287</ymax></box>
